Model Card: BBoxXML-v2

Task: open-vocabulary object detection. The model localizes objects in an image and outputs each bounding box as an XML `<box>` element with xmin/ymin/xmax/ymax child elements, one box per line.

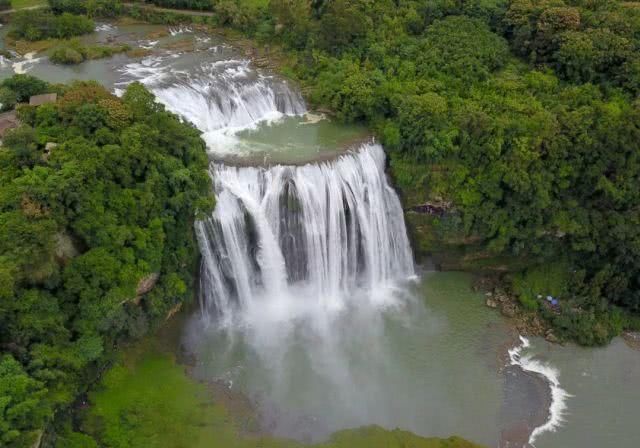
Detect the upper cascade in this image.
<box><xmin>119</xmin><ymin>55</ymin><xmax>306</xmax><ymax>151</ymax></box>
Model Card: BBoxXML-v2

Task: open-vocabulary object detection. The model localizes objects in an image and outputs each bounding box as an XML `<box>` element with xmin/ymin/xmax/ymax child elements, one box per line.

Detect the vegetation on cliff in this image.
<box><xmin>20</xmin><ymin>0</ymin><xmax>640</xmax><ymax>344</ymax></box>
<box><xmin>0</xmin><ymin>76</ymin><xmax>212</xmax><ymax>447</ymax></box>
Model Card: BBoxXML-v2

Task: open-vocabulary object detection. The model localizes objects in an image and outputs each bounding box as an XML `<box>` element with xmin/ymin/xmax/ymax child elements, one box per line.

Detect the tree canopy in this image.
<box><xmin>0</xmin><ymin>76</ymin><xmax>211</xmax><ymax>446</ymax></box>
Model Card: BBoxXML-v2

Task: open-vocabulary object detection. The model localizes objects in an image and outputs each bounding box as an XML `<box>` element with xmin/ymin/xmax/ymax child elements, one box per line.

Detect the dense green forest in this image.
<box><xmin>197</xmin><ymin>0</ymin><xmax>640</xmax><ymax>345</ymax></box>
<box><xmin>0</xmin><ymin>76</ymin><xmax>211</xmax><ymax>446</ymax></box>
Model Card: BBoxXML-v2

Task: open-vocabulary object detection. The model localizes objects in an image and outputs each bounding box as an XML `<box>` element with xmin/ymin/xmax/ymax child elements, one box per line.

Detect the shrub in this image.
<box><xmin>98</xmin><ymin>98</ymin><xmax>132</xmax><ymax>130</ymax></box>
<box><xmin>511</xmin><ymin>262</ymin><xmax>570</xmax><ymax>311</ymax></box>
<box><xmin>145</xmin><ymin>0</ymin><xmax>214</xmax><ymax>11</ymax></box>
<box><xmin>9</xmin><ymin>10</ymin><xmax>95</xmax><ymax>41</ymax></box>
<box><xmin>50</xmin><ymin>46</ymin><xmax>85</xmax><ymax>64</ymax></box>
<box><xmin>1</xmin><ymin>75</ymin><xmax>49</xmax><ymax>103</ymax></box>
<box><xmin>49</xmin><ymin>39</ymin><xmax>131</xmax><ymax>65</ymax></box>
<box><xmin>0</xmin><ymin>87</ymin><xmax>17</xmax><ymax>112</ymax></box>
<box><xmin>49</xmin><ymin>0</ymin><xmax>124</xmax><ymax>17</ymax></box>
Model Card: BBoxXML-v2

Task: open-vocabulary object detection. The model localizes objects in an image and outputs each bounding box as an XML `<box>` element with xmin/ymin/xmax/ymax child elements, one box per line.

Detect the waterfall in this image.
<box><xmin>118</xmin><ymin>55</ymin><xmax>306</xmax><ymax>154</ymax></box>
<box><xmin>197</xmin><ymin>143</ymin><xmax>415</xmax><ymax>323</ymax></box>
<box><xmin>120</xmin><ymin>51</ymin><xmax>419</xmax><ymax>436</ymax></box>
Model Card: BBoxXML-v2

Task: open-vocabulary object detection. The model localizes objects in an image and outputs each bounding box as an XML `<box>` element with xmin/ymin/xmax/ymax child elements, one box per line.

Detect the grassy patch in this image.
<box><xmin>49</xmin><ymin>39</ymin><xmax>130</xmax><ymax>64</ymax></box>
<box><xmin>511</xmin><ymin>262</ymin><xmax>570</xmax><ymax>310</ymax></box>
<box><xmin>81</xmin><ymin>342</ymin><xmax>486</xmax><ymax>448</ymax></box>
<box><xmin>319</xmin><ymin>428</ymin><xmax>482</xmax><ymax>448</ymax></box>
<box><xmin>84</xmin><ymin>353</ymin><xmax>264</xmax><ymax>448</ymax></box>
<box><xmin>4</xmin><ymin>36</ymin><xmax>58</xmax><ymax>55</ymax></box>
<box><xmin>11</xmin><ymin>0</ymin><xmax>45</xmax><ymax>9</ymax></box>
<box><xmin>238</xmin><ymin>0</ymin><xmax>269</xmax><ymax>10</ymax></box>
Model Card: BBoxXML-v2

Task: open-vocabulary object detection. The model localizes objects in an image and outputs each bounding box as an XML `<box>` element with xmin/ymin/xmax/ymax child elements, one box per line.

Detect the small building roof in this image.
<box><xmin>29</xmin><ymin>93</ymin><xmax>57</xmax><ymax>107</ymax></box>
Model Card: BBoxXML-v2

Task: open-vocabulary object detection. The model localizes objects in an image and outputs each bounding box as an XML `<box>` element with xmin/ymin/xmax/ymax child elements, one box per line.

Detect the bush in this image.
<box><xmin>49</xmin><ymin>39</ymin><xmax>131</xmax><ymax>65</ymax></box>
<box><xmin>145</xmin><ymin>0</ymin><xmax>214</xmax><ymax>11</ymax></box>
<box><xmin>49</xmin><ymin>0</ymin><xmax>124</xmax><ymax>18</ymax></box>
<box><xmin>511</xmin><ymin>262</ymin><xmax>570</xmax><ymax>311</ymax></box>
<box><xmin>50</xmin><ymin>46</ymin><xmax>85</xmax><ymax>64</ymax></box>
<box><xmin>49</xmin><ymin>0</ymin><xmax>87</xmax><ymax>14</ymax></box>
<box><xmin>549</xmin><ymin>306</ymin><xmax>626</xmax><ymax>346</ymax></box>
<box><xmin>9</xmin><ymin>10</ymin><xmax>95</xmax><ymax>41</ymax></box>
<box><xmin>0</xmin><ymin>87</ymin><xmax>17</xmax><ymax>112</ymax></box>
<box><xmin>0</xmin><ymin>356</ymin><xmax>50</xmax><ymax>446</ymax></box>
<box><xmin>1</xmin><ymin>75</ymin><xmax>49</xmax><ymax>103</ymax></box>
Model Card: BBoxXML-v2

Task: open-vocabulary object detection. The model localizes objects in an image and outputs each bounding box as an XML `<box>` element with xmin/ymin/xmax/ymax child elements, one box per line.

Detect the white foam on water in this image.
<box><xmin>95</xmin><ymin>23</ymin><xmax>116</xmax><ymax>32</ymax></box>
<box><xmin>508</xmin><ymin>336</ymin><xmax>571</xmax><ymax>445</ymax></box>
<box><xmin>169</xmin><ymin>25</ymin><xmax>193</xmax><ymax>36</ymax></box>
<box><xmin>140</xmin><ymin>40</ymin><xmax>159</xmax><ymax>49</ymax></box>
<box><xmin>12</xmin><ymin>52</ymin><xmax>42</xmax><ymax>74</ymax></box>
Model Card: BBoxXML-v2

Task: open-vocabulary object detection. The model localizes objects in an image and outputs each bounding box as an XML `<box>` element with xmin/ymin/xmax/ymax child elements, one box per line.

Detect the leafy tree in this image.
<box><xmin>9</xmin><ymin>10</ymin><xmax>94</xmax><ymax>41</ymax></box>
<box><xmin>1</xmin><ymin>75</ymin><xmax>49</xmax><ymax>104</ymax></box>
<box><xmin>0</xmin><ymin>79</ymin><xmax>212</xmax><ymax>444</ymax></box>
<box><xmin>0</xmin><ymin>88</ymin><xmax>17</xmax><ymax>112</ymax></box>
<box><xmin>0</xmin><ymin>356</ymin><xmax>49</xmax><ymax>447</ymax></box>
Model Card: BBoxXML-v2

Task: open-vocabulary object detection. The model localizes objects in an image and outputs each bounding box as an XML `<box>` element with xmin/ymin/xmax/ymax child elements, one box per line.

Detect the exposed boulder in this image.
<box><xmin>54</xmin><ymin>232</ymin><xmax>80</xmax><ymax>265</ymax></box>
<box><xmin>165</xmin><ymin>302</ymin><xmax>182</xmax><ymax>321</ymax></box>
<box><xmin>485</xmin><ymin>295</ymin><xmax>498</xmax><ymax>308</ymax></box>
<box><xmin>545</xmin><ymin>329</ymin><xmax>559</xmax><ymax>344</ymax></box>
<box><xmin>136</xmin><ymin>272</ymin><xmax>160</xmax><ymax>296</ymax></box>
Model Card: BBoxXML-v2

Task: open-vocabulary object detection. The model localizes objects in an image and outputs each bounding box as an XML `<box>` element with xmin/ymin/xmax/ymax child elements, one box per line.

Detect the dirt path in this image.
<box><xmin>0</xmin><ymin>4</ymin><xmax>45</xmax><ymax>15</ymax></box>
<box><xmin>123</xmin><ymin>2</ymin><xmax>216</xmax><ymax>17</ymax></box>
<box><xmin>1</xmin><ymin>3</ymin><xmax>216</xmax><ymax>17</ymax></box>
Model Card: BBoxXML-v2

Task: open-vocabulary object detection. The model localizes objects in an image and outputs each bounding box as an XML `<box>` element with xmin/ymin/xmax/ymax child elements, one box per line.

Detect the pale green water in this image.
<box><xmin>185</xmin><ymin>272</ymin><xmax>513</xmax><ymax>446</ymax></box>
<box><xmin>221</xmin><ymin>115</ymin><xmax>369</xmax><ymax>165</ymax></box>
<box><xmin>186</xmin><ymin>272</ymin><xmax>640</xmax><ymax>447</ymax></box>
<box><xmin>530</xmin><ymin>337</ymin><xmax>640</xmax><ymax>447</ymax></box>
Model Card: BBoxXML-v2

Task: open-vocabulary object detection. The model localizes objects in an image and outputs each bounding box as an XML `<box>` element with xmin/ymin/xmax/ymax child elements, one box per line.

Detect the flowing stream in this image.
<box><xmin>2</xmin><ymin>22</ymin><xmax>639</xmax><ymax>448</ymax></box>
